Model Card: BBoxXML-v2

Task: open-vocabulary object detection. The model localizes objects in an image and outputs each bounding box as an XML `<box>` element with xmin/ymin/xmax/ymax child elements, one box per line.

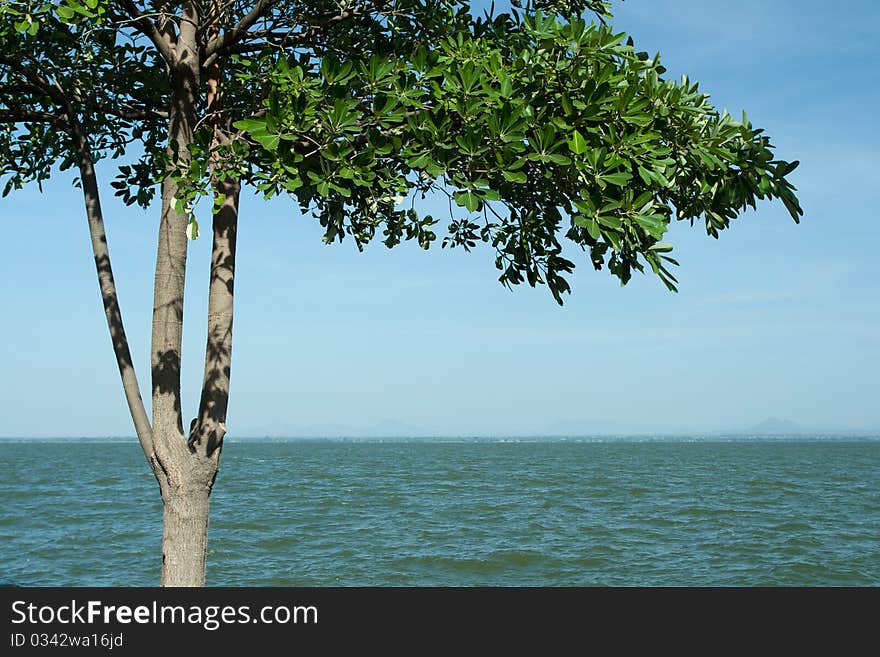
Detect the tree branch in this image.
<box><xmin>98</xmin><ymin>104</ymin><xmax>169</xmax><ymax>120</ymax></box>
<box><xmin>202</xmin><ymin>1</ymin><xmax>390</xmax><ymax>67</ymax></box>
<box><xmin>0</xmin><ymin>109</ymin><xmax>70</xmax><ymax>130</ymax></box>
<box><xmin>203</xmin><ymin>0</ymin><xmax>279</xmax><ymax>61</ymax></box>
<box><xmin>0</xmin><ymin>54</ymin><xmax>69</xmax><ymax>106</ymax></box>
<box><xmin>70</xmin><ymin>121</ymin><xmax>156</xmax><ymax>469</ymax></box>
<box><xmin>115</xmin><ymin>0</ymin><xmax>177</xmax><ymax>62</ymax></box>
<box><xmin>189</xmin><ymin>176</ymin><xmax>239</xmax><ymax>459</ymax></box>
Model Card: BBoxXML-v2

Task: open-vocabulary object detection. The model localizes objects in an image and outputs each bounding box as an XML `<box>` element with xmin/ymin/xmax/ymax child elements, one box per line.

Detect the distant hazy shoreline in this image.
<box><xmin>1</xmin><ymin>435</ymin><xmax>878</xmax><ymax>444</ymax></box>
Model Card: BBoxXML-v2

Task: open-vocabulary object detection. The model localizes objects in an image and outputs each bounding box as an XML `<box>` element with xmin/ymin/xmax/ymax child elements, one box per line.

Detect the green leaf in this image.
<box><xmin>406</xmin><ymin>152</ymin><xmax>432</xmax><ymax>169</ymax></box>
<box><xmin>233</xmin><ymin>118</ymin><xmax>268</xmax><ymax>134</ymax></box>
<box><xmin>597</xmin><ymin>215</ymin><xmax>622</xmax><ymax>230</ymax></box>
<box><xmin>634</xmin><ymin>214</ymin><xmax>667</xmax><ymax>239</ymax></box>
<box><xmin>777</xmin><ymin>160</ymin><xmax>800</xmax><ymax>177</ymax></box>
<box><xmin>252</xmin><ymin>133</ymin><xmax>280</xmax><ymax>150</ymax></box>
<box><xmin>568</xmin><ymin>129</ymin><xmax>588</xmax><ymax>155</ymax></box>
<box><xmin>502</xmin><ymin>170</ymin><xmax>527</xmax><ymax>184</ymax></box>
<box><xmin>454</xmin><ymin>190</ymin><xmax>481</xmax><ymax>212</ymax></box>
<box><xmin>599</xmin><ymin>172</ymin><xmax>632</xmax><ymax>186</ymax></box>
<box><xmin>574</xmin><ymin>215</ymin><xmax>601</xmax><ymax>240</ymax></box>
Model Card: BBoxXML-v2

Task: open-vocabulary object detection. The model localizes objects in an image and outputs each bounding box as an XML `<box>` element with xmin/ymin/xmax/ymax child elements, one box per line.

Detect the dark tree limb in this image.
<box><xmin>0</xmin><ymin>54</ymin><xmax>69</xmax><ymax>106</ymax></box>
<box><xmin>203</xmin><ymin>0</ymin><xmax>279</xmax><ymax>61</ymax></box>
<box><xmin>115</xmin><ymin>0</ymin><xmax>178</xmax><ymax>62</ymax></box>
<box><xmin>201</xmin><ymin>1</ymin><xmax>388</xmax><ymax>66</ymax></box>
<box><xmin>0</xmin><ymin>109</ymin><xmax>70</xmax><ymax>130</ymax></box>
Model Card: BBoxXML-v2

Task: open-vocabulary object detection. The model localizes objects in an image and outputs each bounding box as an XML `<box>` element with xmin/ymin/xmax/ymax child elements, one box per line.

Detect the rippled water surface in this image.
<box><xmin>1</xmin><ymin>440</ymin><xmax>877</xmax><ymax>586</ymax></box>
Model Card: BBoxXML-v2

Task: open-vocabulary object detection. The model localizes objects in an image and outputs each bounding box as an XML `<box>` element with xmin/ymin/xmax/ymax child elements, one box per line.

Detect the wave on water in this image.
<box><xmin>1</xmin><ymin>440</ymin><xmax>878</xmax><ymax>585</ymax></box>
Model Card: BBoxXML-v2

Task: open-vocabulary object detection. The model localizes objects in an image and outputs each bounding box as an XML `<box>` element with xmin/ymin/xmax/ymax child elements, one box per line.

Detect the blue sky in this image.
<box><xmin>1</xmin><ymin>0</ymin><xmax>878</xmax><ymax>437</ymax></box>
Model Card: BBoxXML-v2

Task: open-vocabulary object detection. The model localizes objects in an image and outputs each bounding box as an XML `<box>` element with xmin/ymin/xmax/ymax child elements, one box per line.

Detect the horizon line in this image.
<box><xmin>1</xmin><ymin>433</ymin><xmax>878</xmax><ymax>442</ymax></box>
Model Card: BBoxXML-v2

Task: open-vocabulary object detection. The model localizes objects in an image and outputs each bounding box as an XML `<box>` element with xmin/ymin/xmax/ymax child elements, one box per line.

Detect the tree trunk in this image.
<box><xmin>162</xmin><ymin>181</ymin><xmax>240</xmax><ymax>586</ymax></box>
<box><xmin>148</xmin><ymin>0</ymin><xmax>242</xmax><ymax>586</ymax></box>
<box><xmin>150</xmin><ymin>0</ymin><xmax>219</xmax><ymax>587</ymax></box>
<box><xmin>161</xmin><ymin>485</ymin><xmax>212</xmax><ymax>586</ymax></box>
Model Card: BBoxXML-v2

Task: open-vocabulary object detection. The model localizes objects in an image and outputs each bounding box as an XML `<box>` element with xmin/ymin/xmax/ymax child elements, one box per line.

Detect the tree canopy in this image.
<box><xmin>2</xmin><ymin>0</ymin><xmax>802</xmax><ymax>304</ymax></box>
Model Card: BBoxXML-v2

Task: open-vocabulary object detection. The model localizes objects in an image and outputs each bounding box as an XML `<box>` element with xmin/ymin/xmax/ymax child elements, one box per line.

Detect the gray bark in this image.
<box><xmin>73</xmin><ymin>127</ymin><xmax>156</xmax><ymax>471</ymax></box>
<box><xmin>151</xmin><ymin>0</ymin><xmax>221</xmax><ymax>587</ymax></box>
<box><xmin>158</xmin><ymin>180</ymin><xmax>240</xmax><ymax>586</ymax></box>
<box><xmin>190</xmin><ymin>179</ymin><xmax>239</xmax><ymax>458</ymax></box>
<box><xmin>161</xmin><ymin>485</ymin><xmax>212</xmax><ymax>586</ymax></box>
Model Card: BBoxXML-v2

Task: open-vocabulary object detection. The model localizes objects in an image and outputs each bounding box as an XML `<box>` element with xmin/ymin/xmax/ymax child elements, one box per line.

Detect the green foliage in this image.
<box><xmin>231</xmin><ymin>9</ymin><xmax>802</xmax><ymax>303</ymax></box>
<box><xmin>0</xmin><ymin>1</ymin><xmax>166</xmax><ymax>200</ymax></box>
<box><xmin>3</xmin><ymin>0</ymin><xmax>108</xmax><ymax>33</ymax></box>
<box><xmin>1</xmin><ymin>1</ymin><xmax>802</xmax><ymax>304</ymax></box>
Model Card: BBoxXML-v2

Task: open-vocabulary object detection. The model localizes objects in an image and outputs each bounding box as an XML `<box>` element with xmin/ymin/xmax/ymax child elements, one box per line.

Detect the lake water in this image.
<box><xmin>1</xmin><ymin>439</ymin><xmax>877</xmax><ymax>586</ymax></box>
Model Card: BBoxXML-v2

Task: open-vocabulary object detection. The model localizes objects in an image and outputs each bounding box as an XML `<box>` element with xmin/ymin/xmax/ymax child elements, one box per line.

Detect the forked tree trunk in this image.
<box><xmin>152</xmin><ymin>0</ymin><xmax>240</xmax><ymax>585</ymax></box>
<box><xmin>57</xmin><ymin>0</ymin><xmax>245</xmax><ymax>588</ymax></box>
<box><xmin>70</xmin><ymin>0</ymin><xmax>242</xmax><ymax>586</ymax></box>
<box><xmin>157</xmin><ymin>180</ymin><xmax>239</xmax><ymax>586</ymax></box>
<box><xmin>162</xmin><ymin>179</ymin><xmax>240</xmax><ymax>586</ymax></box>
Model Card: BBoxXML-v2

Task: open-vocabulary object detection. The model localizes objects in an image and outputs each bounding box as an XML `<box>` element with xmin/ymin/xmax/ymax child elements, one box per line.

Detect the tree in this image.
<box><xmin>0</xmin><ymin>0</ymin><xmax>802</xmax><ymax>586</ymax></box>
